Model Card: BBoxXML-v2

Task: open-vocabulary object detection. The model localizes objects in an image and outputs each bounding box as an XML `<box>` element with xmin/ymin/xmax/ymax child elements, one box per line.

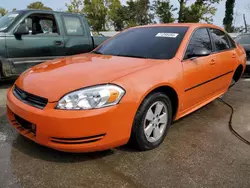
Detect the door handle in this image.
<box><xmin>232</xmin><ymin>53</ymin><xmax>236</xmax><ymax>58</ymax></box>
<box><xmin>54</xmin><ymin>41</ymin><xmax>63</xmax><ymax>46</ymax></box>
<box><xmin>210</xmin><ymin>59</ymin><xmax>216</xmax><ymax>65</ymax></box>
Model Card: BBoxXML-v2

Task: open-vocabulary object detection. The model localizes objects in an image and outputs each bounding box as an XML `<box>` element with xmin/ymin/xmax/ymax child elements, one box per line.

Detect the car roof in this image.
<box><xmin>134</xmin><ymin>23</ymin><xmax>224</xmax><ymax>31</ymax></box>
<box><xmin>11</xmin><ymin>9</ymin><xmax>83</xmax><ymax>16</ymax></box>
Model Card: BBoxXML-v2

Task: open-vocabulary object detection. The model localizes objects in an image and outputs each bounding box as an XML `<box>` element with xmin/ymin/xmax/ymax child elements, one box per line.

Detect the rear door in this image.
<box><xmin>182</xmin><ymin>28</ymin><xmax>219</xmax><ymax>110</ymax></box>
<box><xmin>6</xmin><ymin>12</ymin><xmax>65</xmax><ymax>74</ymax></box>
<box><xmin>61</xmin><ymin>14</ymin><xmax>92</xmax><ymax>55</ymax></box>
<box><xmin>208</xmin><ymin>28</ymin><xmax>235</xmax><ymax>89</ymax></box>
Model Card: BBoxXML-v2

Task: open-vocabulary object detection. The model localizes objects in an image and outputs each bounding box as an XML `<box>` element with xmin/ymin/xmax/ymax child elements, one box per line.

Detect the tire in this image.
<box><xmin>130</xmin><ymin>92</ymin><xmax>172</xmax><ymax>151</ymax></box>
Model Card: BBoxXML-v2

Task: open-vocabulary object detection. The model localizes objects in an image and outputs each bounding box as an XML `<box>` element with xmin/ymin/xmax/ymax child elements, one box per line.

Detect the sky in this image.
<box><xmin>1</xmin><ymin>0</ymin><xmax>250</xmax><ymax>27</ymax></box>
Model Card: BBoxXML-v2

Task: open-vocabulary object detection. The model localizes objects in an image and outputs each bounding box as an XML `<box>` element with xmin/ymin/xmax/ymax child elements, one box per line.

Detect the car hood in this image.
<box><xmin>15</xmin><ymin>53</ymin><xmax>159</xmax><ymax>102</ymax></box>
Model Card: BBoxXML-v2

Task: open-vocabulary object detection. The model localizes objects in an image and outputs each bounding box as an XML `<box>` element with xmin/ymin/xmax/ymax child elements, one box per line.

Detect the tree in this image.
<box><xmin>178</xmin><ymin>0</ymin><xmax>186</xmax><ymax>23</ymax></box>
<box><xmin>65</xmin><ymin>0</ymin><xmax>83</xmax><ymax>13</ymax></box>
<box><xmin>123</xmin><ymin>0</ymin><xmax>153</xmax><ymax>27</ymax></box>
<box><xmin>106</xmin><ymin>0</ymin><xmax>125</xmax><ymax>31</ymax></box>
<box><xmin>153</xmin><ymin>0</ymin><xmax>177</xmax><ymax>23</ymax></box>
<box><xmin>83</xmin><ymin>0</ymin><xmax>108</xmax><ymax>31</ymax></box>
<box><xmin>177</xmin><ymin>0</ymin><xmax>222</xmax><ymax>23</ymax></box>
<box><xmin>27</xmin><ymin>1</ymin><xmax>53</xmax><ymax>10</ymax></box>
<box><xmin>137</xmin><ymin>0</ymin><xmax>153</xmax><ymax>25</ymax></box>
<box><xmin>0</xmin><ymin>8</ymin><xmax>8</xmax><ymax>16</ymax></box>
<box><xmin>223</xmin><ymin>0</ymin><xmax>235</xmax><ymax>32</ymax></box>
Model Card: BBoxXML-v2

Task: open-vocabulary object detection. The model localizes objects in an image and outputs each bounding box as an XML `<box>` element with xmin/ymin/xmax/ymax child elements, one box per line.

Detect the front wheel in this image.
<box><xmin>130</xmin><ymin>92</ymin><xmax>172</xmax><ymax>151</ymax></box>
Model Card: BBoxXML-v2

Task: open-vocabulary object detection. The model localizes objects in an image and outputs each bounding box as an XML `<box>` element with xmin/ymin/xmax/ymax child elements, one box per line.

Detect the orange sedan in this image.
<box><xmin>7</xmin><ymin>23</ymin><xmax>246</xmax><ymax>152</ymax></box>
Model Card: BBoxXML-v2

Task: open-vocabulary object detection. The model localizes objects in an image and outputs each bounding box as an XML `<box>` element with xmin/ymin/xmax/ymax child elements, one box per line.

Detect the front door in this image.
<box><xmin>6</xmin><ymin>12</ymin><xmax>65</xmax><ymax>74</ymax></box>
<box><xmin>182</xmin><ymin>28</ymin><xmax>219</xmax><ymax>111</ymax></box>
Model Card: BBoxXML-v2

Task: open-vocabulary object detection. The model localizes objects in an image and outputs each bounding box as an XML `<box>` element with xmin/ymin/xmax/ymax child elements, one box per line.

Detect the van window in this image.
<box><xmin>22</xmin><ymin>13</ymin><xmax>59</xmax><ymax>35</ymax></box>
<box><xmin>63</xmin><ymin>16</ymin><xmax>84</xmax><ymax>35</ymax></box>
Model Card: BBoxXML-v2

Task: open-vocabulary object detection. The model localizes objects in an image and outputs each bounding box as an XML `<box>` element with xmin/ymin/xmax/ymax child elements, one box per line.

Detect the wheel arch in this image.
<box><xmin>138</xmin><ymin>84</ymin><xmax>179</xmax><ymax>120</ymax></box>
<box><xmin>233</xmin><ymin>64</ymin><xmax>244</xmax><ymax>82</ymax></box>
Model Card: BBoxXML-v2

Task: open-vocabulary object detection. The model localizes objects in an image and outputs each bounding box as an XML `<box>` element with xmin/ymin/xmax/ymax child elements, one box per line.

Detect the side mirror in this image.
<box><xmin>14</xmin><ymin>23</ymin><xmax>29</xmax><ymax>36</ymax></box>
<box><xmin>187</xmin><ymin>47</ymin><xmax>211</xmax><ymax>59</ymax></box>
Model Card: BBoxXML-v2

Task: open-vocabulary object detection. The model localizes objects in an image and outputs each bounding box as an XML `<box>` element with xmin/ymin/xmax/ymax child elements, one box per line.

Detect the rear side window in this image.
<box><xmin>210</xmin><ymin>28</ymin><xmax>230</xmax><ymax>51</ymax></box>
<box><xmin>185</xmin><ymin>28</ymin><xmax>212</xmax><ymax>59</ymax></box>
<box><xmin>63</xmin><ymin>16</ymin><xmax>84</xmax><ymax>35</ymax></box>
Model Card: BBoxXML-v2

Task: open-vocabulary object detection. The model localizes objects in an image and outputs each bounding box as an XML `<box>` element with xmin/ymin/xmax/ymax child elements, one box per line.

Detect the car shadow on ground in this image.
<box><xmin>0</xmin><ymin>79</ymin><xmax>16</xmax><ymax>89</ymax></box>
<box><xmin>11</xmin><ymin>135</ymin><xmax>117</xmax><ymax>163</ymax></box>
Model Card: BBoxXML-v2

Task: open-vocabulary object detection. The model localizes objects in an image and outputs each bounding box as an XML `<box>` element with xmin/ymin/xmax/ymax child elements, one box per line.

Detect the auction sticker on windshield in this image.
<box><xmin>155</xmin><ymin>33</ymin><xmax>179</xmax><ymax>38</ymax></box>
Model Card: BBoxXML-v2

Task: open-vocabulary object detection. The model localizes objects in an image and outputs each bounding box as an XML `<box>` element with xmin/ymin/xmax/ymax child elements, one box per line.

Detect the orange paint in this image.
<box><xmin>6</xmin><ymin>23</ymin><xmax>246</xmax><ymax>152</ymax></box>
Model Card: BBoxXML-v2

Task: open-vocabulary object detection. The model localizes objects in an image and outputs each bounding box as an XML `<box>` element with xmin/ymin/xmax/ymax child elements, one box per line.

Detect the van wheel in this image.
<box><xmin>130</xmin><ymin>92</ymin><xmax>172</xmax><ymax>151</ymax></box>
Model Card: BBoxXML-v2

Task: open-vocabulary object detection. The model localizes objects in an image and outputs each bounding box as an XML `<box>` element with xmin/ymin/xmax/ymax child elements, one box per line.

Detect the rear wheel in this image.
<box><xmin>130</xmin><ymin>92</ymin><xmax>172</xmax><ymax>151</ymax></box>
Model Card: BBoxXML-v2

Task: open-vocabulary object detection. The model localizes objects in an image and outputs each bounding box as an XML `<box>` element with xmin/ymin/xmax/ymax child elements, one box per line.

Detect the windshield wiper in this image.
<box><xmin>115</xmin><ymin>54</ymin><xmax>147</xmax><ymax>59</ymax></box>
<box><xmin>92</xmin><ymin>51</ymin><xmax>103</xmax><ymax>54</ymax></box>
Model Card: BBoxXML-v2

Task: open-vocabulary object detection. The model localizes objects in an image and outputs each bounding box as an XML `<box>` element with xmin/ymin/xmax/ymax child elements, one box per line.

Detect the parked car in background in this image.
<box><xmin>0</xmin><ymin>9</ymin><xmax>109</xmax><ymax>81</ymax></box>
<box><xmin>235</xmin><ymin>33</ymin><xmax>250</xmax><ymax>72</ymax></box>
<box><xmin>7</xmin><ymin>23</ymin><xmax>246</xmax><ymax>152</ymax></box>
<box><xmin>228</xmin><ymin>33</ymin><xmax>240</xmax><ymax>39</ymax></box>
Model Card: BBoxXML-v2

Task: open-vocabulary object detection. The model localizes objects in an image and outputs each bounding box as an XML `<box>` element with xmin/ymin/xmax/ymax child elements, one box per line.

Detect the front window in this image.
<box><xmin>0</xmin><ymin>12</ymin><xmax>20</xmax><ymax>31</ymax></box>
<box><xmin>185</xmin><ymin>28</ymin><xmax>212</xmax><ymax>59</ymax></box>
<box><xmin>94</xmin><ymin>26</ymin><xmax>189</xmax><ymax>60</ymax></box>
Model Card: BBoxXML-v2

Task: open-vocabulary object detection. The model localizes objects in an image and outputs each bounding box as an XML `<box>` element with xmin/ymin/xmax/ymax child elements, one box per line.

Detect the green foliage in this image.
<box><xmin>223</xmin><ymin>0</ymin><xmax>235</xmax><ymax>32</ymax></box>
<box><xmin>65</xmin><ymin>0</ymin><xmax>83</xmax><ymax>13</ymax></box>
<box><xmin>123</xmin><ymin>0</ymin><xmax>153</xmax><ymax>28</ymax></box>
<box><xmin>106</xmin><ymin>0</ymin><xmax>124</xmax><ymax>31</ymax></box>
<box><xmin>83</xmin><ymin>0</ymin><xmax>107</xmax><ymax>31</ymax></box>
<box><xmin>27</xmin><ymin>1</ymin><xmax>52</xmax><ymax>10</ymax></box>
<box><xmin>178</xmin><ymin>0</ymin><xmax>186</xmax><ymax>23</ymax></box>
<box><xmin>178</xmin><ymin>0</ymin><xmax>222</xmax><ymax>23</ymax></box>
<box><xmin>153</xmin><ymin>0</ymin><xmax>177</xmax><ymax>23</ymax></box>
<box><xmin>0</xmin><ymin>8</ymin><xmax>8</xmax><ymax>16</ymax></box>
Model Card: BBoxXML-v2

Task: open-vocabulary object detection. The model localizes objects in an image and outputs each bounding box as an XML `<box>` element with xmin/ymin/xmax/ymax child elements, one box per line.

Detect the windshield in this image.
<box><xmin>0</xmin><ymin>12</ymin><xmax>19</xmax><ymax>31</ymax></box>
<box><xmin>235</xmin><ymin>35</ymin><xmax>250</xmax><ymax>45</ymax></box>
<box><xmin>94</xmin><ymin>26</ymin><xmax>189</xmax><ymax>59</ymax></box>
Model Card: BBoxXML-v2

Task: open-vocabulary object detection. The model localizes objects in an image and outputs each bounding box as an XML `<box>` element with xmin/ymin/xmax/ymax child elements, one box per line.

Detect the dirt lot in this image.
<box><xmin>0</xmin><ymin>79</ymin><xmax>250</xmax><ymax>188</ymax></box>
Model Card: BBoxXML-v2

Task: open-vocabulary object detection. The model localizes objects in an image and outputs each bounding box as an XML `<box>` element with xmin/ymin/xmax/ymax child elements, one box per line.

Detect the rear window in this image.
<box><xmin>235</xmin><ymin>35</ymin><xmax>250</xmax><ymax>45</ymax></box>
<box><xmin>94</xmin><ymin>26</ymin><xmax>188</xmax><ymax>59</ymax></box>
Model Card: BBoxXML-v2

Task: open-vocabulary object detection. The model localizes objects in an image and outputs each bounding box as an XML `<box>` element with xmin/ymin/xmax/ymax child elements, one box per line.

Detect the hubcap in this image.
<box><xmin>143</xmin><ymin>101</ymin><xmax>168</xmax><ymax>143</ymax></box>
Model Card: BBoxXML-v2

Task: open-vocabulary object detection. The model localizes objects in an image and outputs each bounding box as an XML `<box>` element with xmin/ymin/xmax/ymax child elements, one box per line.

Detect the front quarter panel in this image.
<box><xmin>113</xmin><ymin>57</ymin><xmax>184</xmax><ymax>122</ymax></box>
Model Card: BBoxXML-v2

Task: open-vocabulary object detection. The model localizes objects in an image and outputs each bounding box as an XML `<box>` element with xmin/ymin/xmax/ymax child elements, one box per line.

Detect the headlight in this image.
<box><xmin>56</xmin><ymin>84</ymin><xmax>125</xmax><ymax>110</ymax></box>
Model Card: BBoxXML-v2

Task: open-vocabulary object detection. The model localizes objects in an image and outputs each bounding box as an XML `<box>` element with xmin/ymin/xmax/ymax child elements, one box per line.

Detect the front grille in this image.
<box><xmin>13</xmin><ymin>85</ymin><xmax>48</xmax><ymax>109</ymax></box>
<box><xmin>14</xmin><ymin>114</ymin><xmax>36</xmax><ymax>135</ymax></box>
<box><xmin>50</xmin><ymin>134</ymin><xmax>106</xmax><ymax>144</ymax></box>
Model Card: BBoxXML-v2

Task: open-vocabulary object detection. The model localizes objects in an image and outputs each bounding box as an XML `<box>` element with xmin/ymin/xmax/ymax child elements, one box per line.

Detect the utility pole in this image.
<box><xmin>243</xmin><ymin>14</ymin><xmax>247</xmax><ymax>33</ymax></box>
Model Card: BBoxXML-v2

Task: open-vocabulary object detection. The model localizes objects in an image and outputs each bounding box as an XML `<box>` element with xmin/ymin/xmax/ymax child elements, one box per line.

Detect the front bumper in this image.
<box><xmin>7</xmin><ymin>87</ymin><xmax>134</xmax><ymax>152</ymax></box>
